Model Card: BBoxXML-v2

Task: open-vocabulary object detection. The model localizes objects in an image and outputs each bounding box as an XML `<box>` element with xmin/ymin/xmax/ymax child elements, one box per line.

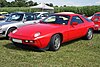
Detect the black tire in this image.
<box><xmin>49</xmin><ymin>34</ymin><xmax>61</xmax><ymax>51</ymax></box>
<box><xmin>6</xmin><ymin>28</ymin><xmax>17</xmax><ymax>38</ymax></box>
<box><xmin>84</xmin><ymin>29</ymin><xmax>93</xmax><ymax>40</ymax></box>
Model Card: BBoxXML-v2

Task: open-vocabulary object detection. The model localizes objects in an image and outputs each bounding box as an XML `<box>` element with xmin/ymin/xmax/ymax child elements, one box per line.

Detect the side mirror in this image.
<box><xmin>72</xmin><ymin>22</ymin><xmax>78</xmax><ymax>26</ymax></box>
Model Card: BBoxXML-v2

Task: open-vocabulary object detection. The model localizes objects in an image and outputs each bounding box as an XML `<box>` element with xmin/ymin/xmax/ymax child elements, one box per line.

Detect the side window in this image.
<box><xmin>25</xmin><ymin>14</ymin><xmax>36</xmax><ymax>21</ymax></box>
<box><xmin>41</xmin><ymin>13</ymin><xmax>49</xmax><ymax>17</ymax></box>
<box><xmin>71</xmin><ymin>16</ymin><xmax>83</xmax><ymax>24</ymax></box>
<box><xmin>55</xmin><ymin>16</ymin><xmax>69</xmax><ymax>24</ymax></box>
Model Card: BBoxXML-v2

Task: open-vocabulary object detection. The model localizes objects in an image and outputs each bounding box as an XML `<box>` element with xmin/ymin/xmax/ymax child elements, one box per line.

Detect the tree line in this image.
<box><xmin>0</xmin><ymin>0</ymin><xmax>54</xmax><ymax>7</ymax></box>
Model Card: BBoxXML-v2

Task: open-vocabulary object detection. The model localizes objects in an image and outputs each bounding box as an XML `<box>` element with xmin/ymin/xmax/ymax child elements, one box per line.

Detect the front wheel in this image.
<box><xmin>84</xmin><ymin>29</ymin><xmax>93</xmax><ymax>40</ymax></box>
<box><xmin>49</xmin><ymin>34</ymin><xmax>61</xmax><ymax>51</ymax></box>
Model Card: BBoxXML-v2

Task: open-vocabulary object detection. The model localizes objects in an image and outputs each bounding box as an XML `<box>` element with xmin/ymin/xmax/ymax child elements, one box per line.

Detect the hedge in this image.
<box><xmin>0</xmin><ymin>5</ymin><xmax>100</xmax><ymax>16</ymax></box>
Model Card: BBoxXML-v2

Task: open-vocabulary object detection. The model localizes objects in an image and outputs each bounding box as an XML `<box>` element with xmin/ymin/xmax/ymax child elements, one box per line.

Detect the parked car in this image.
<box><xmin>0</xmin><ymin>12</ymin><xmax>41</xmax><ymax>38</ymax></box>
<box><xmin>0</xmin><ymin>12</ymin><xmax>8</xmax><ymax>15</ymax></box>
<box><xmin>9</xmin><ymin>12</ymin><xmax>94</xmax><ymax>51</ymax></box>
<box><xmin>34</xmin><ymin>12</ymin><xmax>49</xmax><ymax>19</ymax></box>
<box><xmin>0</xmin><ymin>14</ymin><xmax>6</xmax><ymax>22</ymax></box>
<box><xmin>0</xmin><ymin>14</ymin><xmax>10</xmax><ymax>22</ymax></box>
<box><xmin>91</xmin><ymin>12</ymin><xmax>100</xmax><ymax>31</ymax></box>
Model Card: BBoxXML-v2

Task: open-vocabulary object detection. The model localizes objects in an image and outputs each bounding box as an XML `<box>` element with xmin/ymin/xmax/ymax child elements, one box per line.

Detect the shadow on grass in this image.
<box><xmin>61</xmin><ymin>38</ymin><xmax>82</xmax><ymax>47</ymax></box>
<box><xmin>3</xmin><ymin>38</ymin><xmax>82</xmax><ymax>52</ymax></box>
<box><xmin>0</xmin><ymin>37</ymin><xmax>7</xmax><ymax>40</ymax></box>
<box><xmin>94</xmin><ymin>31</ymin><xmax>100</xmax><ymax>34</ymax></box>
<box><xmin>3</xmin><ymin>43</ymin><xmax>45</xmax><ymax>52</ymax></box>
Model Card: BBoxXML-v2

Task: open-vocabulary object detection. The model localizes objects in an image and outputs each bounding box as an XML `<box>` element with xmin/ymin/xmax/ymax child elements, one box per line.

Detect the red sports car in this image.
<box><xmin>91</xmin><ymin>12</ymin><xmax>100</xmax><ymax>31</ymax></box>
<box><xmin>9</xmin><ymin>12</ymin><xmax>94</xmax><ymax>51</ymax></box>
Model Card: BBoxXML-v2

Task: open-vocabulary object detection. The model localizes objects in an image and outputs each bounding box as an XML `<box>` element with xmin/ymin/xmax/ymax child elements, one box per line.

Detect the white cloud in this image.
<box><xmin>96</xmin><ymin>1</ymin><xmax>100</xmax><ymax>5</ymax></box>
<box><xmin>65</xmin><ymin>1</ymin><xmax>80</xmax><ymax>6</ymax></box>
<box><xmin>95</xmin><ymin>0</ymin><xmax>100</xmax><ymax>5</ymax></box>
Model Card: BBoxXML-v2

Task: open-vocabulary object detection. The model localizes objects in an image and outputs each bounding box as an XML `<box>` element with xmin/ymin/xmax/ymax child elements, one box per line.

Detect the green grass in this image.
<box><xmin>0</xmin><ymin>33</ymin><xmax>100</xmax><ymax>67</ymax></box>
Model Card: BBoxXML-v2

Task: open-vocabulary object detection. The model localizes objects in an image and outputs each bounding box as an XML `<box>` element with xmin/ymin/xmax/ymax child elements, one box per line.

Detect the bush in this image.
<box><xmin>0</xmin><ymin>5</ymin><xmax>100</xmax><ymax>16</ymax></box>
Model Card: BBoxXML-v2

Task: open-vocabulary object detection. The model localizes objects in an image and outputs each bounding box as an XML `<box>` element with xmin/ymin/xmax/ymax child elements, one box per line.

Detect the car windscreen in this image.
<box><xmin>6</xmin><ymin>13</ymin><xmax>24</xmax><ymax>22</ymax></box>
<box><xmin>42</xmin><ymin>15</ymin><xmax>70</xmax><ymax>25</ymax></box>
<box><xmin>81</xmin><ymin>15</ymin><xmax>92</xmax><ymax>22</ymax></box>
<box><xmin>94</xmin><ymin>14</ymin><xmax>100</xmax><ymax>16</ymax></box>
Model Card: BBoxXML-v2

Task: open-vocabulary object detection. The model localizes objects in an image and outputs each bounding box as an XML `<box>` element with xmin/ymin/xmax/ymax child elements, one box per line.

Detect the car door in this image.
<box><xmin>68</xmin><ymin>16</ymin><xmax>85</xmax><ymax>40</ymax></box>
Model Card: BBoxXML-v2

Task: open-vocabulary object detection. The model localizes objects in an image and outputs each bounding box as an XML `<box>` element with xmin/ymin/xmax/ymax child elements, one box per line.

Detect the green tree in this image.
<box><xmin>0</xmin><ymin>0</ymin><xmax>7</xmax><ymax>7</ymax></box>
<box><xmin>26</xmin><ymin>0</ymin><xmax>34</xmax><ymax>6</ymax></box>
<box><xmin>33</xmin><ymin>2</ymin><xmax>38</xmax><ymax>6</ymax></box>
<box><xmin>49</xmin><ymin>3</ymin><xmax>53</xmax><ymax>7</ymax></box>
<box><xmin>15</xmin><ymin>0</ymin><xmax>27</xmax><ymax>7</ymax></box>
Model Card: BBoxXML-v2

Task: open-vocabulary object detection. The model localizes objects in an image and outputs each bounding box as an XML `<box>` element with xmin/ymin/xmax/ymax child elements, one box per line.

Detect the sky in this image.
<box><xmin>6</xmin><ymin>0</ymin><xmax>100</xmax><ymax>6</ymax></box>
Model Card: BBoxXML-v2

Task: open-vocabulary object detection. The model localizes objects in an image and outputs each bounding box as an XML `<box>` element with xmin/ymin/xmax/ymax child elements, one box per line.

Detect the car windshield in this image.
<box><xmin>34</xmin><ymin>13</ymin><xmax>40</xmax><ymax>16</ymax></box>
<box><xmin>94</xmin><ymin>14</ymin><xmax>100</xmax><ymax>16</ymax></box>
<box><xmin>42</xmin><ymin>15</ymin><xmax>70</xmax><ymax>25</ymax></box>
<box><xmin>82</xmin><ymin>15</ymin><xmax>92</xmax><ymax>22</ymax></box>
<box><xmin>6</xmin><ymin>13</ymin><xmax>24</xmax><ymax>22</ymax></box>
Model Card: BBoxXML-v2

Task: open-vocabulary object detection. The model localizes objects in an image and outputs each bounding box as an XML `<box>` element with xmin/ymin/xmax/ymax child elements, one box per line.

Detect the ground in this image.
<box><xmin>0</xmin><ymin>32</ymin><xmax>100</xmax><ymax>67</ymax></box>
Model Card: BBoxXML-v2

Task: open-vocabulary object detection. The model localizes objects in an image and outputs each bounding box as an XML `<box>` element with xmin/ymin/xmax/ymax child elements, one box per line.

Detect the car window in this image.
<box><xmin>82</xmin><ymin>15</ymin><xmax>92</xmax><ymax>22</ymax></box>
<box><xmin>42</xmin><ymin>15</ymin><xmax>70</xmax><ymax>24</ymax></box>
<box><xmin>25</xmin><ymin>14</ymin><xmax>37</xmax><ymax>21</ymax></box>
<box><xmin>71</xmin><ymin>16</ymin><xmax>83</xmax><ymax>24</ymax></box>
<box><xmin>94</xmin><ymin>14</ymin><xmax>100</xmax><ymax>16</ymax></box>
<box><xmin>41</xmin><ymin>13</ymin><xmax>49</xmax><ymax>17</ymax></box>
<box><xmin>6</xmin><ymin>13</ymin><xmax>24</xmax><ymax>22</ymax></box>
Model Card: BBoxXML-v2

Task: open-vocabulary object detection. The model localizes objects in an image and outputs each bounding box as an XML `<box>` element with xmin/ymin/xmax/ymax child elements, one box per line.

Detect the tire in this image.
<box><xmin>6</xmin><ymin>28</ymin><xmax>17</xmax><ymax>38</ymax></box>
<box><xmin>49</xmin><ymin>34</ymin><xmax>61</xmax><ymax>51</ymax></box>
<box><xmin>84</xmin><ymin>29</ymin><xmax>93</xmax><ymax>40</ymax></box>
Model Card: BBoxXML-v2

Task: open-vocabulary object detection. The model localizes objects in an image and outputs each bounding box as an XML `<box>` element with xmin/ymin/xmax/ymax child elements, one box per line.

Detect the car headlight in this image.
<box><xmin>34</xmin><ymin>32</ymin><xmax>41</xmax><ymax>37</ymax></box>
<box><xmin>12</xmin><ymin>29</ymin><xmax>17</xmax><ymax>34</ymax></box>
<box><xmin>95</xmin><ymin>24</ymin><xmax>99</xmax><ymax>27</ymax></box>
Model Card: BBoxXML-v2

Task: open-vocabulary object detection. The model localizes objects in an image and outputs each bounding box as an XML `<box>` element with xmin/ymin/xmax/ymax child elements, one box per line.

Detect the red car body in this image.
<box><xmin>9</xmin><ymin>13</ymin><xmax>94</xmax><ymax>51</ymax></box>
<box><xmin>91</xmin><ymin>12</ymin><xmax>100</xmax><ymax>30</ymax></box>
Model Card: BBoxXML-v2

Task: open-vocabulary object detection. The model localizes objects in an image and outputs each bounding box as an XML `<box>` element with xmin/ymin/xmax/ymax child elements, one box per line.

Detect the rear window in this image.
<box><xmin>82</xmin><ymin>15</ymin><xmax>92</xmax><ymax>22</ymax></box>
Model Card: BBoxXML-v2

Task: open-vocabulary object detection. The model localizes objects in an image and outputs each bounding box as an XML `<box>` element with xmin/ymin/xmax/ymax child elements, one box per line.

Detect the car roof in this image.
<box><xmin>11</xmin><ymin>12</ymin><xmax>35</xmax><ymax>15</ymax></box>
<box><xmin>56</xmin><ymin>12</ymin><xmax>75</xmax><ymax>14</ymax></box>
<box><xmin>95</xmin><ymin>12</ymin><xmax>100</xmax><ymax>14</ymax></box>
<box><xmin>55</xmin><ymin>12</ymin><xmax>80</xmax><ymax>16</ymax></box>
<box><xmin>34</xmin><ymin>12</ymin><xmax>48</xmax><ymax>13</ymax></box>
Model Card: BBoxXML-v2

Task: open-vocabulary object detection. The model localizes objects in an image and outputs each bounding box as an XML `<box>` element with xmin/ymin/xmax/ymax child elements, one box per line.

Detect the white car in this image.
<box><xmin>0</xmin><ymin>12</ymin><xmax>41</xmax><ymax>38</ymax></box>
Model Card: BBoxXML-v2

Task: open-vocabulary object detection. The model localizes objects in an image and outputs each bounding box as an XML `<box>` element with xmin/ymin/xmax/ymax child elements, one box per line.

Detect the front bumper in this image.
<box><xmin>12</xmin><ymin>42</ymin><xmax>49</xmax><ymax>51</ymax></box>
<box><xmin>0</xmin><ymin>31</ymin><xmax>6</xmax><ymax>37</ymax></box>
<box><xmin>9</xmin><ymin>35</ymin><xmax>51</xmax><ymax>49</ymax></box>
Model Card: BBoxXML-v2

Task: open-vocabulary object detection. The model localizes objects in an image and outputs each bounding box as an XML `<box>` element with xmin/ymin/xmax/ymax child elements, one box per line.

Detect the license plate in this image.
<box><xmin>12</xmin><ymin>39</ymin><xmax>22</xmax><ymax>43</ymax></box>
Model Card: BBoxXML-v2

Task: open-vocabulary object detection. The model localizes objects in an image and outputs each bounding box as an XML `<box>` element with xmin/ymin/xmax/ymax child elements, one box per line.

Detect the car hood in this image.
<box><xmin>13</xmin><ymin>23</ymin><xmax>66</xmax><ymax>38</ymax></box>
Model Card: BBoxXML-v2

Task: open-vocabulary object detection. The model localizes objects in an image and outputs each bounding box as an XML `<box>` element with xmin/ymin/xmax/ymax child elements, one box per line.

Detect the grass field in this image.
<box><xmin>0</xmin><ymin>32</ymin><xmax>100</xmax><ymax>67</ymax></box>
